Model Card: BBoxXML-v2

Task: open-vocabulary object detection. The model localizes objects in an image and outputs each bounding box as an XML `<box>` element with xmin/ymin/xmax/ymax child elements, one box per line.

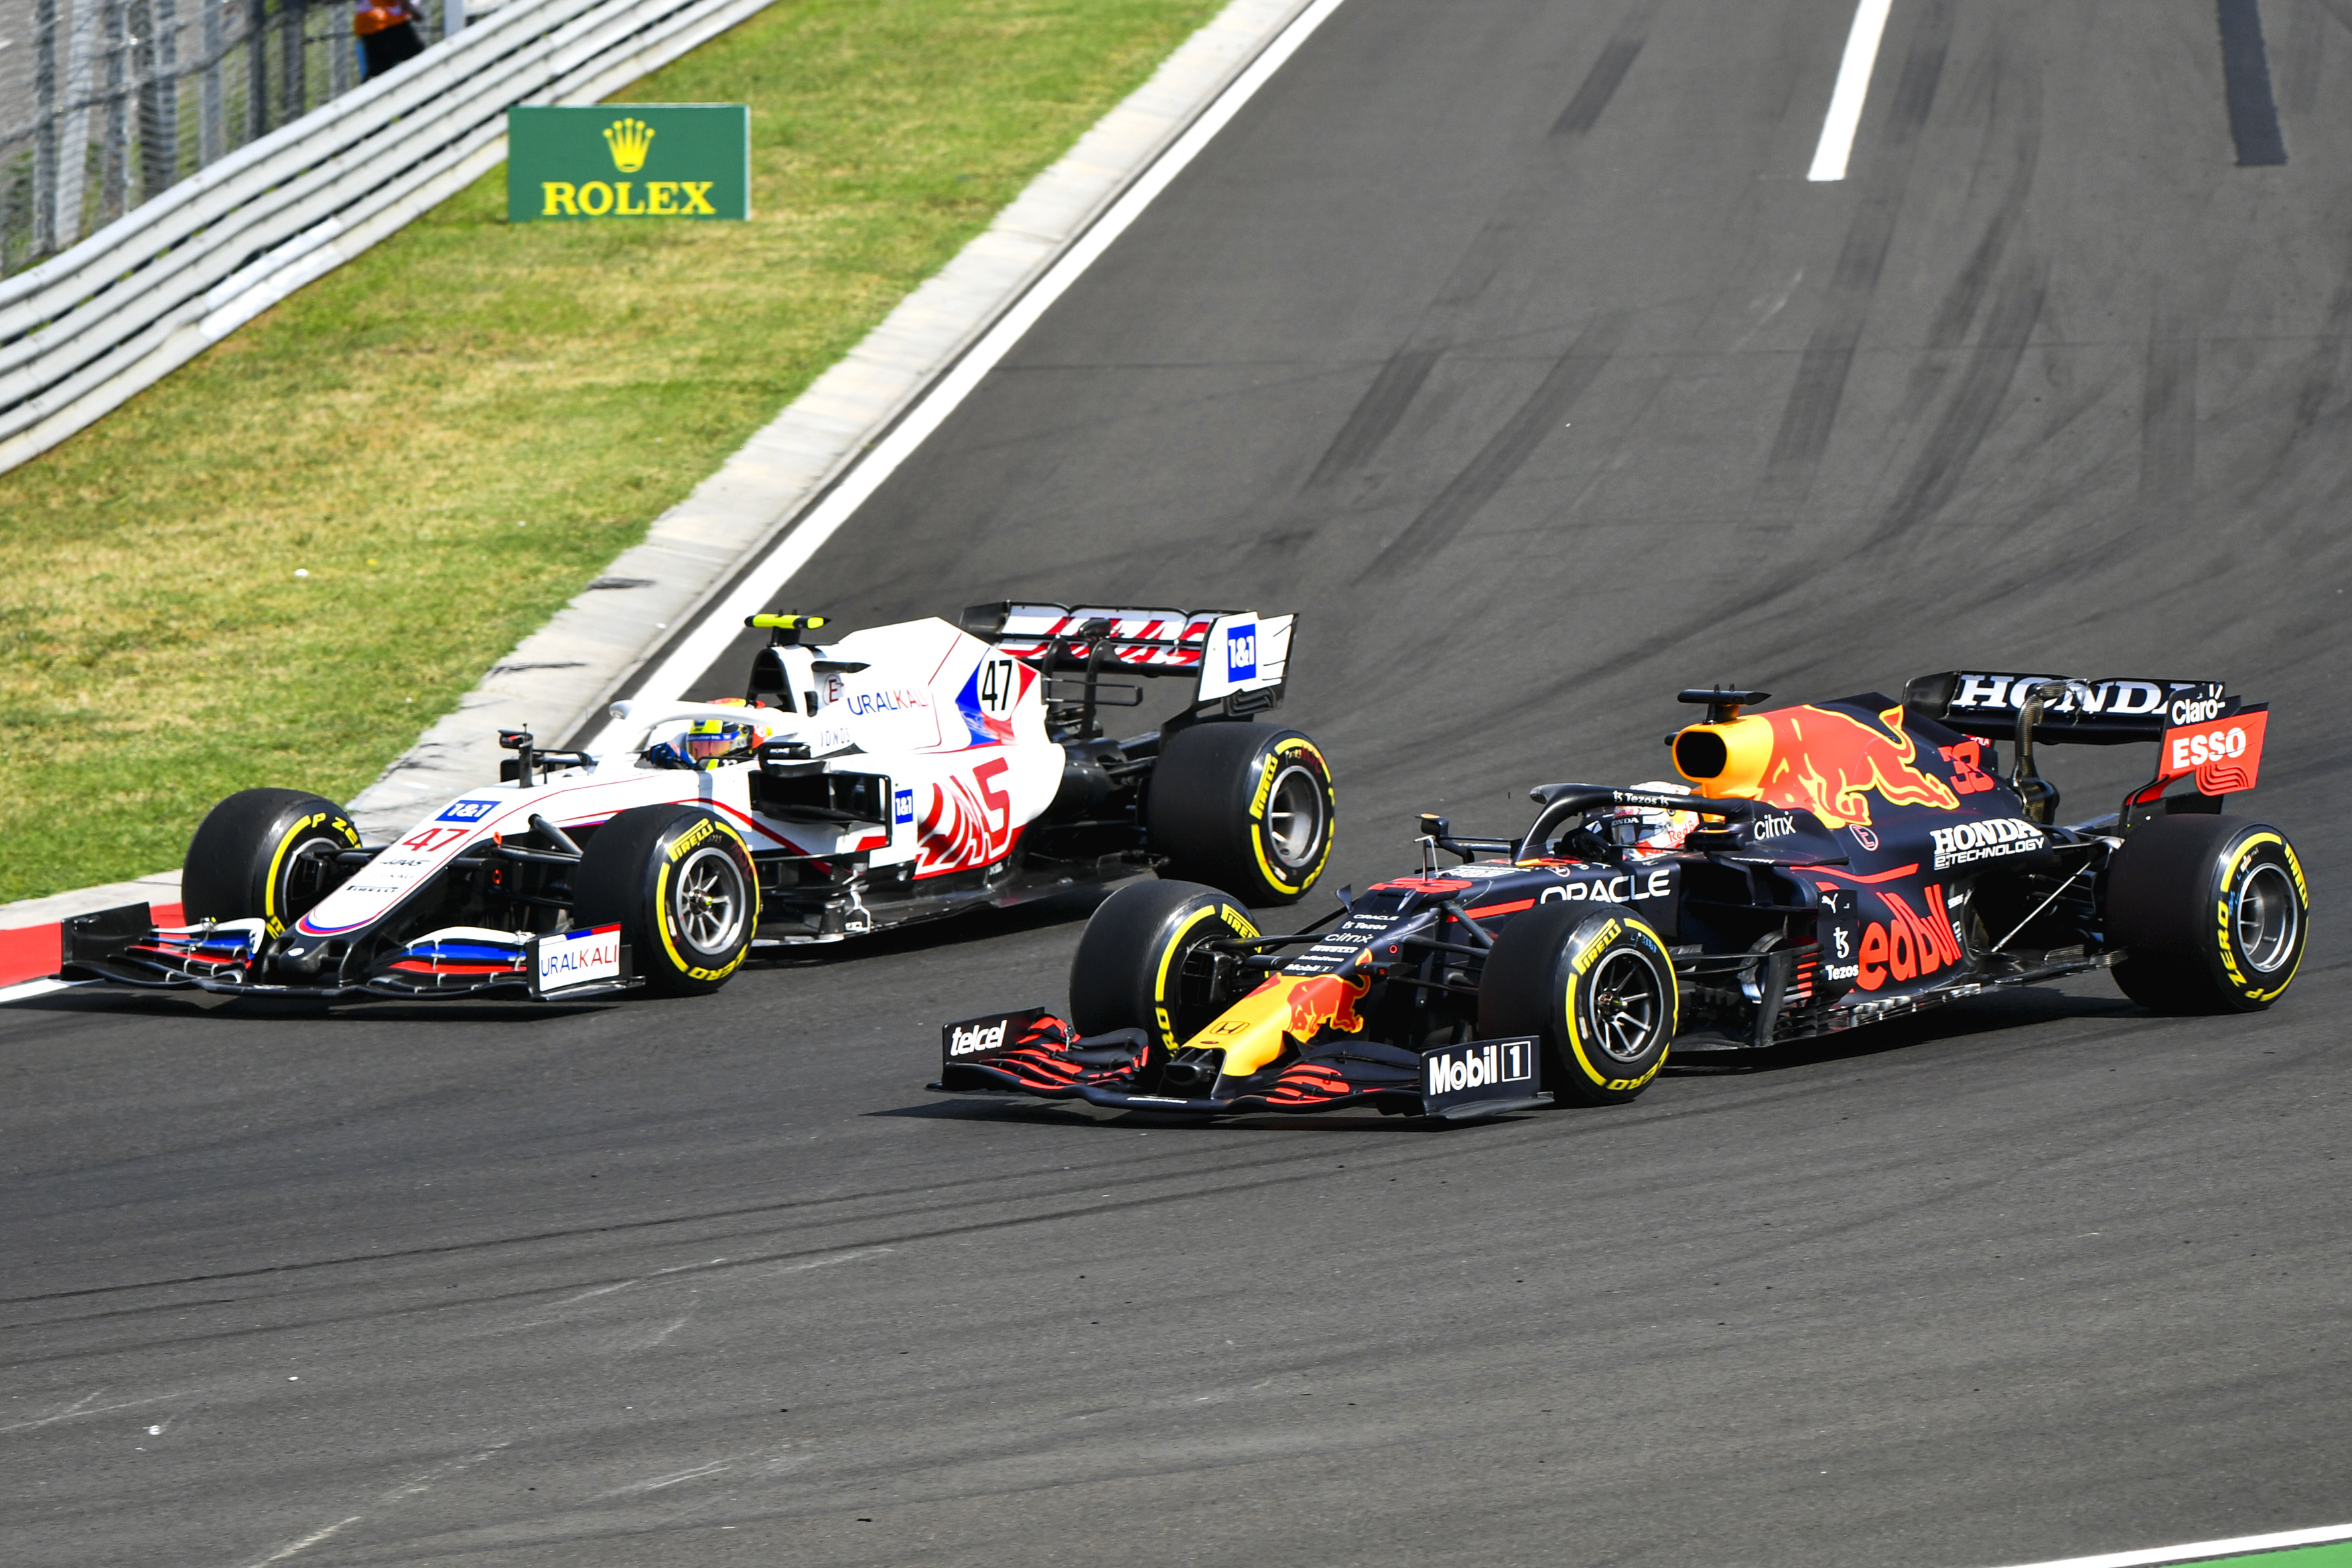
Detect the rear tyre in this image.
<box><xmin>1146</xmin><ymin>724</ymin><xmax>1334</xmax><ymax>905</ymax></box>
<box><xmin>572</xmin><ymin>805</ymin><xmax>758</xmax><ymax>996</ymax></box>
<box><xmin>1068</xmin><ymin>879</ymin><xmax>1259</xmax><ymax>1052</ymax></box>
<box><xmin>1479</xmin><ymin>902</ymin><xmax>1677</xmax><ymax>1106</ymax></box>
<box><xmin>2107</xmin><ymin>814</ymin><xmax>2306</xmax><ymax>1013</ymax></box>
<box><xmin>182</xmin><ymin>788</ymin><xmax>362</xmax><ymax>935</ymax></box>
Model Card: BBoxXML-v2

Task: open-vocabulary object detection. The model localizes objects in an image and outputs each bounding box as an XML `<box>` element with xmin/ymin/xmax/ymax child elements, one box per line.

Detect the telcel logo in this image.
<box><xmin>948</xmin><ymin>1021</ymin><xmax>1008</xmax><ymax>1056</ymax></box>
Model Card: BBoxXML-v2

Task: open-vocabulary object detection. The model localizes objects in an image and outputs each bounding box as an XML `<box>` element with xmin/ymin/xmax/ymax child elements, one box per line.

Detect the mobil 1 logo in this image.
<box><xmin>1420</xmin><ymin>1036</ymin><xmax>1539</xmax><ymax>1116</ymax></box>
<box><xmin>941</xmin><ymin>1007</ymin><xmax>1049</xmax><ymax>1065</ymax></box>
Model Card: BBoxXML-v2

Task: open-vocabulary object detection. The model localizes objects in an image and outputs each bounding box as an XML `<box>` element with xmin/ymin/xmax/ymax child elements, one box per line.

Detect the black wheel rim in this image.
<box><xmin>1589</xmin><ymin>949</ymin><xmax>1666</xmax><ymax>1063</ymax></box>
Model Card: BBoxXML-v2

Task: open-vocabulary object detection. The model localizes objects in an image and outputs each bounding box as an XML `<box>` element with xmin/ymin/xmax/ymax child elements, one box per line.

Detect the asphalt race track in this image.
<box><xmin>7</xmin><ymin>3</ymin><xmax>2349</xmax><ymax>1564</ymax></box>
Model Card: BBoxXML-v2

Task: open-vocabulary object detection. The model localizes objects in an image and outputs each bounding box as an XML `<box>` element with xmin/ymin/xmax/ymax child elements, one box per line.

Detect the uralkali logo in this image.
<box><xmin>536</xmin><ymin>924</ymin><xmax>621</xmax><ymax>993</ymax></box>
<box><xmin>1929</xmin><ymin>817</ymin><xmax>2044</xmax><ymax>870</ymax></box>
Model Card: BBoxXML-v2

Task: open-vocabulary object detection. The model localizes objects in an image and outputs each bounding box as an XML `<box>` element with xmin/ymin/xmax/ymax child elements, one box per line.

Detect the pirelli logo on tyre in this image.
<box><xmin>667</xmin><ymin>816</ymin><xmax>718</xmax><ymax>862</ymax></box>
<box><xmin>1572</xmin><ymin>919</ymin><xmax>1621</xmax><ymax>975</ymax></box>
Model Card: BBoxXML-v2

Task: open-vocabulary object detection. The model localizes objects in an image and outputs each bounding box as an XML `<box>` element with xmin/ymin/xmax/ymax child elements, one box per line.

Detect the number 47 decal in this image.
<box><xmin>978</xmin><ymin>657</ymin><xmax>1017</xmax><ymax>715</ymax></box>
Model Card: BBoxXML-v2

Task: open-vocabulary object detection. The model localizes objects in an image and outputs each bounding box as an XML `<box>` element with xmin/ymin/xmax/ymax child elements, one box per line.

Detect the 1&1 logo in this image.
<box><xmin>1226</xmin><ymin>622</ymin><xmax>1257</xmax><ymax>683</ymax></box>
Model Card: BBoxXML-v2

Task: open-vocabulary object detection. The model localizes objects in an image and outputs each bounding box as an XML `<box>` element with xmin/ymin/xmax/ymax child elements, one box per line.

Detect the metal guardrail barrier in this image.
<box><xmin>0</xmin><ymin>0</ymin><xmax>778</xmax><ymax>474</ymax></box>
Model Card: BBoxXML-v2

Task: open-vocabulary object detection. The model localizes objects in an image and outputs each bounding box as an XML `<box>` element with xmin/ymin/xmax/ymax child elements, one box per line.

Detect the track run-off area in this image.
<box><xmin>6</xmin><ymin>2</ymin><xmax>2349</xmax><ymax>1565</ymax></box>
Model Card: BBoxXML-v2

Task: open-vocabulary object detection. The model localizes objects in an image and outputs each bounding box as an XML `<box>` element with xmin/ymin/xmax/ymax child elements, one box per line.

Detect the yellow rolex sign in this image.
<box><xmin>506</xmin><ymin>104</ymin><xmax>750</xmax><ymax>222</ymax></box>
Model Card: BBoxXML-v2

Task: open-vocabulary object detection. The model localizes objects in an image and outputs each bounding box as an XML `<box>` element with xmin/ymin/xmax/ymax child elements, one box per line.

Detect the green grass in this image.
<box><xmin>0</xmin><ymin>0</ymin><xmax>1221</xmax><ymax>903</ymax></box>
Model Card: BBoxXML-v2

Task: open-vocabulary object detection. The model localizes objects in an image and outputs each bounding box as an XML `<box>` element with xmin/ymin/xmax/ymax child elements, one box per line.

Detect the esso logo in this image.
<box><xmin>2169</xmin><ymin>725</ymin><xmax>2249</xmax><ymax>771</ymax></box>
<box><xmin>2169</xmin><ymin>695</ymin><xmax>2226</xmax><ymax>724</ymax></box>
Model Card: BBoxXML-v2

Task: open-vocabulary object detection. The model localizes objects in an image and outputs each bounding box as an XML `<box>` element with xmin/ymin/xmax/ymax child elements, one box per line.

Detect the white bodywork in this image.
<box><xmin>293</xmin><ymin>610</ymin><xmax>1292</xmax><ymax>944</ymax></box>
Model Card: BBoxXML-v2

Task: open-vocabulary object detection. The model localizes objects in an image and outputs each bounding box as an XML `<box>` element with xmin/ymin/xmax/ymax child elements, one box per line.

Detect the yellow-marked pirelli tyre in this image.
<box><xmin>2107</xmin><ymin>815</ymin><xmax>2306</xmax><ymax>1013</ymax></box>
<box><xmin>1478</xmin><ymin>902</ymin><xmax>1677</xmax><ymax>1107</ymax></box>
<box><xmin>1146</xmin><ymin>723</ymin><xmax>1334</xmax><ymax>906</ymax></box>
<box><xmin>1068</xmin><ymin>879</ymin><xmax>1260</xmax><ymax>1054</ymax></box>
<box><xmin>573</xmin><ymin>804</ymin><xmax>758</xmax><ymax>997</ymax></box>
<box><xmin>182</xmin><ymin>788</ymin><xmax>364</xmax><ymax>936</ymax></box>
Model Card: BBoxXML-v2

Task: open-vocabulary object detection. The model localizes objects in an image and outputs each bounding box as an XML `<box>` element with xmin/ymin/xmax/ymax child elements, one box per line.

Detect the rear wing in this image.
<box><xmin>1905</xmin><ymin>670</ymin><xmax>2247</xmax><ymax>745</ymax></box>
<box><xmin>959</xmin><ymin>602</ymin><xmax>1295</xmax><ymax>731</ymax></box>
<box><xmin>1907</xmin><ymin>670</ymin><xmax>2269</xmax><ymax>820</ymax></box>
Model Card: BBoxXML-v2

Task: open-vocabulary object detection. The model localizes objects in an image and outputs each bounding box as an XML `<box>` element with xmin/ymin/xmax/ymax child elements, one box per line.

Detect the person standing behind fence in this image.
<box><xmin>356</xmin><ymin>0</ymin><xmax>427</xmax><ymax>78</ymax></box>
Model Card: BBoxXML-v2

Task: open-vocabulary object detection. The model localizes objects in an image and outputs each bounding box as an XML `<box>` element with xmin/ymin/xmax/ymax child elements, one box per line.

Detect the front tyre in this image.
<box><xmin>1068</xmin><ymin>879</ymin><xmax>1259</xmax><ymax>1054</ymax></box>
<box><xmin>182</xmin><ymin>788</ymin><xmax>363</xmax><ymax>935</ymax></box>
<box><xmin>1146</xmin><ymin>724</ymin><xmax>1335</xmax><ymax>906</ymax></box>
<box><xmin>573</xmin><ymin>805</ymin><xmax>758</xmax><ymax>996</ymax></box>
<box><xmin>1478</xmin><ymin>902</ymin><xmax>1677</xmax><ymax>1107</ymax></box>
<box><xmin>2107</xmin><ymin>815</ymin><xmax>2307</xmax><ymax>1013</ymax></box>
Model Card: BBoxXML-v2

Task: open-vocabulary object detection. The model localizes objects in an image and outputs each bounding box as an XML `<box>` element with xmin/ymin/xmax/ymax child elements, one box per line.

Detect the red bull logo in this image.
<box><xmin>1677</xmin><ymin>703</ymin><xmax>1958</xmax><ymax>829</ymax></box>
<box><xmin>1280</xmin><ymin>973</ymin><xmax>1371</xmax><ymax>1041</ymax></box>
<box><xmin>1188</xmin><ymin>973</ymin><xmax>1373</xmax><ymax>1079</ymax></box>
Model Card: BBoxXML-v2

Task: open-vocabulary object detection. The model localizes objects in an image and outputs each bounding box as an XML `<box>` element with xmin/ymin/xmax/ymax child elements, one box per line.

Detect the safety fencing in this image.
<box><xmin>0</xmin><ymin>0</ymin><xmax>778</xmax><ymax>475</ymax></box>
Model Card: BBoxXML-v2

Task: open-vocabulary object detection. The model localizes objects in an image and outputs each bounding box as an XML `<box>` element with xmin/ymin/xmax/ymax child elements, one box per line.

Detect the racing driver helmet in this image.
<box><xmin>646</xmin><ymin>699</ymin><xmax>771</xmax><ymax>769</ymax></box>
<box><xmin>1602</xmin><ymin>781</ymin><xmax>1701</xmax><ymax>856</ymax></box>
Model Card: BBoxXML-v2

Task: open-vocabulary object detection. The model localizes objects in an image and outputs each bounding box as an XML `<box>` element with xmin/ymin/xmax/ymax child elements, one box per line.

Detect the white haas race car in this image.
<box><xmin>64</xmin><ymin>604</ymin><xmax>1336</xmax><ymax>1002</ymax></box>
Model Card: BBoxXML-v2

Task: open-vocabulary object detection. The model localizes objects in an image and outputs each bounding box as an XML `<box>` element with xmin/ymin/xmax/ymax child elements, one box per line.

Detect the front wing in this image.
<box><xmin>60</xmin><ymin>904</ymin><xmax>640</xmax><ymax>1001</ymax></box>
<box><xmin>929</xmin><ymin>1009</ymin><xmax>1543</xmax><ymax>1121</ymax></box>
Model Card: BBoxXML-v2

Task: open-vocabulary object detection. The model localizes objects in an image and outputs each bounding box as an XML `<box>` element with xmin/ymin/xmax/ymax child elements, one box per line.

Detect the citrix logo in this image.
<box><xmin>1753</xmin><ymin>813</ymin><xmax>1796</xmax><ymax>839</ymax></box>
<box><xmin>948</xmin><ymin>1021</ymin><xmax>1008</xmax><ymax>1056</ymax></box>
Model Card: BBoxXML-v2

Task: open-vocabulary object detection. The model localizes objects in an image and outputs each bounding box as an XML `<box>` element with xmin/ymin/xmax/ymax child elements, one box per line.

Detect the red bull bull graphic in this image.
<box><xmin>1677</xmin><ymin>703</ymin><xmax>1960</xmax><ymax>829</ymax></box>
<box><xmin>1184</xmin><ymin>972</ymin><xmax>1372</xmax><ymax>1080</ymax></box>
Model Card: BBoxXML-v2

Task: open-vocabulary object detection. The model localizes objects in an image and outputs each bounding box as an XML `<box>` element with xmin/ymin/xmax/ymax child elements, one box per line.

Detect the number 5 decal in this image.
<box><xmin>974</xmin><ymin>756</ymin><xmax>1012</xmax><ymax>848</ymax></box>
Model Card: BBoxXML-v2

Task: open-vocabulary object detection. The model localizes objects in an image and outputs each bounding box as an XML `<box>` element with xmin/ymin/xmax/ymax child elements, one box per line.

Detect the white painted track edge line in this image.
<box><xmin>1994</xmin><ymin>1521</ymin><xmax>2352</xmax><ymax>1568</ymax></box>
<box><xmin>0</xmin><ymin>978</ymin><xmax>93</xmax><ymax>1005</ymax></box>
<box><xmin>1807</xmin><ymin>0</ymin><xmax>1893</xmax><ymax>182</ymax></box>
<box><xmin>575</xmin><ymin>0</ymin><xmax>1354</xmax><ymax>752</ymax></box>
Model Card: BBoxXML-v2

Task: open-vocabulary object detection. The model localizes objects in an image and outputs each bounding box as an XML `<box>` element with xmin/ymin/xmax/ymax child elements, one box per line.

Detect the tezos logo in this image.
<box><xmin>437</xmin><ymin>798</ymin><xmax>500</xmax><ymax>823</ymax></box>
<box><xmin>1929</xmin><ymin>817</ymin><xmax>2043</xmax><ymax>869</ymax></box>
<box><xmin>948</xmin><ymin>1021</ymin><xmax>1008</xmax><ymax>1056</ymax></box>
<box><xmin>1753</xmin><ymin>813</ymin><xmax>1796</xmax><ymax>839</ymax></box>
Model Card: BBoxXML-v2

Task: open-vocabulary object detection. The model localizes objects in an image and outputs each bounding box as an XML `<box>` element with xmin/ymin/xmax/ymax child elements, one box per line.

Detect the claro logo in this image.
<box><xmin>948</xmin><ymin>1021</ymin><xmax>1008</xmax><ymax>1056</ymax></box>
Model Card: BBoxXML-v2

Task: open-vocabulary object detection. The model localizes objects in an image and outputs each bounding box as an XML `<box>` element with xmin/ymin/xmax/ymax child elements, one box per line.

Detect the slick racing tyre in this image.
<box><xmin>1068</xmin><ymin>879</ymin><xmax>1259</xmax><ymax>1053</ymax></box>
<box><xmin>573</xmin><ymin>805</ymin><xmax>758</xmax><ymax>996</ymax></box>
<box><xmin>2107</xmin><ymin>815</ymin><xmax>2306</xmax><ymax>1013</ymax></box>
<box><xmin>1479</xmin><ymin>902</ymin><xmax>1677</xmax><ymax>1107</ymax></box>
<box><xmin>1146</xmin><ymin>723</ymin><xmax>1334</xmax><ymax>905</ymax></box>
<box><xmin>182</xmin><ymin>788</ymin><xmax>364</xmax><ymax>936</ymax></box>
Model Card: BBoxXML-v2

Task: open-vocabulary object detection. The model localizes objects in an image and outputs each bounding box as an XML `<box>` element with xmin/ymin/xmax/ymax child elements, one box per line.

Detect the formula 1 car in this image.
<box><xmin>931</xmin><ymin>671</ymin><xmax>2304</xmax><ymax>1119</ymax></box>
<box><xmin>62</xmin><ymin>603</ymin><xmax>1336</xmax><ymax>1002</ymax></box>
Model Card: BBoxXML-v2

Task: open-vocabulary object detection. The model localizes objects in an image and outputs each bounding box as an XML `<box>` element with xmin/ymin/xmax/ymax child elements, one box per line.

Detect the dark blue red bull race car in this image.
<box><xmin>930</xmin><ymin>671</ymin><xmax>2307</xmax><ymax>1120</ymax></box>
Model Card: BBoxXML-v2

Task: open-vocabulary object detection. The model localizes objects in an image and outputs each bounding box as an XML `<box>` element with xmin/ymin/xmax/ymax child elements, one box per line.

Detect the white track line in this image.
<box><xmin>577</xmin><ymin>0</ymin><xmax>1354</xmax><ymax>754</ymax></box>
<box><xmin>1994</xmin><ymin>1522</ymin><xmax>2352</xmax><ymax>1568</ymax></box>
<box><xmin>1807</xmin><ymin>0</ymin><xmax>1894</xmax><ymax>181</ymax></box>
<box><xmin>0</xmin><ymin>977</ymin><xmax>88</xmax><ymax>1006</ymax></box>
